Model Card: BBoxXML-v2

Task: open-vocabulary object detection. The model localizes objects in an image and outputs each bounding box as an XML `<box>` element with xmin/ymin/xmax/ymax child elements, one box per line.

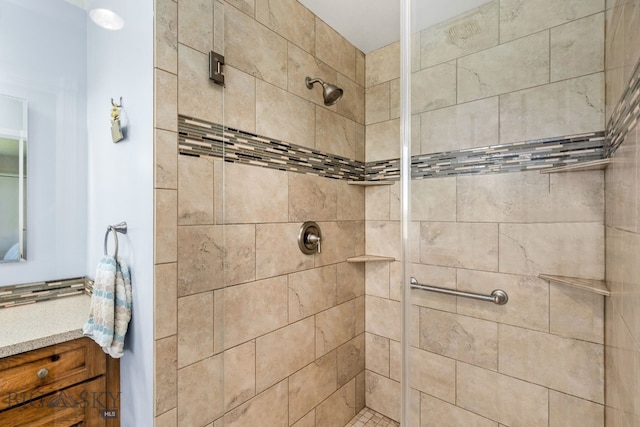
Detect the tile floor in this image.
<box><xmin>345</xmin><ymin>407</ymin><xmax>400</xmax><ymax>427</ymax></box>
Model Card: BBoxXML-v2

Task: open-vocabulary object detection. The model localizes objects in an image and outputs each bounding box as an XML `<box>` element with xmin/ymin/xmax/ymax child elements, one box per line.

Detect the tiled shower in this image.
<box><xmin>152</xmin><ymin>0</ymin><xmax>640</xmax><ymax>426</ymax></box>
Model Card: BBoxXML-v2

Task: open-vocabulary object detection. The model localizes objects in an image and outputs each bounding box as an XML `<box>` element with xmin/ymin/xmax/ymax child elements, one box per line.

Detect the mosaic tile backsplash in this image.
<box><xmin>179</xmin><ymin>114</ymin><xmax>605</xmax><ymax>182</ymax></box>
<box><xmin>0</xmin><ymin>277</ymin><xmax>90</xmax><ymax>309</ymax></box>
<box><xmin>607</xmin><ymin>58</ymin><xmax>640</xmax><ymax>157</ymax></box>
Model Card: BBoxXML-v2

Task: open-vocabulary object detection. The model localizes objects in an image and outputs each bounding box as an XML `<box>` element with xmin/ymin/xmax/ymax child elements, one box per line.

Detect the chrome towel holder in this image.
<box><xmin>104</xmin><ymin>222</ymin><xmax>128</xmax><ymax>258</ymax></box>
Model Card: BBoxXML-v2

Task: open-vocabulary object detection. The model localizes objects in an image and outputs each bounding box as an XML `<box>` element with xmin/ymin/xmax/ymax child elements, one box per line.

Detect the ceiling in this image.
<box><xmin>299</xmin><ymin>0</ymin><xmax>492</xmax><ymax>53</ymax></box>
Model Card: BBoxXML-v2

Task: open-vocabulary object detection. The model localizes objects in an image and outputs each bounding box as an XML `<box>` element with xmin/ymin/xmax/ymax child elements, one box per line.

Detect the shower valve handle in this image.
<box><xmin>306</xmin><ymin>233</ymin><xmax>321</xmax><ymax>253</ymax></box>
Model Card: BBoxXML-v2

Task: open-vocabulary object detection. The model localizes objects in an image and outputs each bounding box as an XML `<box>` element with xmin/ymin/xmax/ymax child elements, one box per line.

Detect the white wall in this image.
<box><xmin>0</xmin><ymin>0</ymin><xmax>87</xmax><ymax>284</ymax></box>
<box><xmin>86</xmin><ymin>0</ymin><xmax>154</xmax><ymax>424</ymax></box>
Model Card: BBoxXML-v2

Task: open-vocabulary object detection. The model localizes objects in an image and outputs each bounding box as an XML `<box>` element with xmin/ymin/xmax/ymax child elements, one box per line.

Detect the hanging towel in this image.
<box><xmin>83</xmin><ymin>256</ymin><xmax>132</xmax><ymax>358</ymax></box>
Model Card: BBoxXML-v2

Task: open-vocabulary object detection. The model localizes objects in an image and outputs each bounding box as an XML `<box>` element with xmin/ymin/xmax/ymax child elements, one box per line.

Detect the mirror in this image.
<box><xmin>0</xmin><ymin>94</ymin><xmax>27</xmax><ymax>262</ymax></box>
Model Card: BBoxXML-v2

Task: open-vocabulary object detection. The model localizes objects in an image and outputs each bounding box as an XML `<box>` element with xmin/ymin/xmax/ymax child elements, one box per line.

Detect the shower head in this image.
<box><xmin>305</xmin><ymin>77</ymin><xmax>343</xmax><ymax>106</ymax></box>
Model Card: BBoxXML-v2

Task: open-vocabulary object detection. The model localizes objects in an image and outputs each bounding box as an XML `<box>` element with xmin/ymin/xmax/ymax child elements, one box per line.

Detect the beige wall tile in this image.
<box><xmin>155</xmin><ymin>129</ymin><xmax>177</xmax><ymax>190</ymax></box>
<box><xmin>549</xmin><ymin>390</ymin><xmax>604</xmax><ymax>427</ymax></box>
<box><xmin>366</xmin><ymin>83</ymin><xmax>390</xmax><ymax>125</ymax></box>
<box><xmin>366</xmin><ymin>221</ymin><xmax>401</xmax><ymax>260</ymax></box>
<box><xmin>457</xmin><ymin>170</ymin><xmax>605</xmax><ymax>223</ymax></box>
<box><xmin>365</xmin><ymin>333</ymin><xmax>390</xmax><ymax>376</ymax></box>
<box><xmin>225</xmin><ymin>5</ymin><xmax>287</xmax><ymax>89</ymax></box>
<box><xmin>420</xmin><ymin>222</ymin><xmax>499</xmax><ymax>271</ymax></box>
<box><xmin>365</xmin><ymin>370</ymin><xmax>400</xmax><ymax>422</ymax></box>
<box><xmin>156</xmin><ymin>408</ymin><xmax>177</xmax><ymax>427</ymax></box>
<box><xmin>500</xmin><ymin>0</ymin><xmax>605</xmax><ymax>43</ymax></box>
<box><xmin>156</xmin><ymin>336</ymin><xmax>177</xmax><ymax>416</ymax></box>
<box><xmin>178</xmin><ymin>292</ymin><xmax>214</xmax><ymax>368</ymax></box>
<box><xmin>224</xmin><ymin>380</ymin><xmax>288</xmax><ymax>427</ymax></box>
<box><xmin>411</xmin><ymin>177</ymin><xmax>456</xmax><ymax>221</ymax></box>
<box><xmin>458</xmin><ymin>32</ymin><xmax>549</xmax><ymax>103</ymax></box>
<box><xmin>551</xmin><ymin>13</ymin><xmax>605</xmax><ymax>82</ymax></box>
<box><xmin>256</xmin><ymin>80</ymin><xmax>315</xmax><ymax>148</ymax></box>
<box><xmin>499</xmin><ymin>324</ymin><xmax>604</xmax><ymax>402</ymax></box>
<box><xmin>314</xmin><ymin>221</ymin><xmax>361</xmax><ymax>266</ymax></box>
<box><xmin>256</xmin><ymin>317</ymin><xmax>315</xmax><ymax>392</ymax></box>
<box><xmin>155</xmin><ymin>69</ymin><xmax>178</xmax><ymax>132</ymax></box>
<box><xmin>366</xmin><ymin>296</ymin><xmax>401</xmax><ymax>341</ymax></box>
<box><xmin>457</xmin><ymin>269</ymin><xmax>549</xmax><ymax>332</ymax></box>
<box><xmin>315</xmin><ymin>380</ymin><xmax>357</xmax><ymax>427</ymax></box>
<box><xmin>155</xmin><ymin>263</ymin><xmax>178</xmax><ymax>339</ymax></box>
<box><xmin>156</xmin><ymin>189</ymin><xmax>177</xmax><ymax>263</ymax></box>
<box><xmin>410</xmin><ymin>347</ymin><xmax>456</xmax><ymax>403</ymax></box>
<box><xmin>337</xmin><ymin>73</ymin><xmax>366</xmax><ymax>125</ymax></box>
<box><xmin>419</xmin><ymin>308</ymin><xmax>498</xmax><ymax>370</ymax></box>
<box><xmin>289</xmin><ymin>351</ymin><xmax>338</xmax><ymax>424</ymax></box>
<box><xmin>365</xmin><ymin>119</ymin><xmax>400</xmax><ymax>162</ymax></box>
<box><xmin>221</xmin><ymin>276</ymin><xmax>288</xmax><ymax>348</ymax></box>
<box><xmin>225</xmin><ymin>0</ymin><xmax>254</xmax><ymax>17</ymax></box>
<box><xmin>499</xmin><ymin>73</ymin><xmax>605</xmax><ymax>144</ymax></box>
<box><xmin>224</xmin><ymin>162</ymin><xmax>288</xmax><ymax>223</ymax></box>
<box><xmin>355</xmin><ymin>371</ymin><xmax>366</xmax><ymax>412</ymax></box>
<box><xmin>178</xmin><ymin>355</ymin><xmax>224</xmax><ymax>426</ymax></box>
<box><xmin>315</xmin><ymin>107</ymin><xmax>361</xmax><ymax>159</ymax></box>
<box><xmin>177</xmin><ymin>225</ymin><xmax>223</xmax><ymax>296</ymax></box>
<box><xmin>412</xmin><ymin>62</ymin><xmax>457</xmax><ymax>113</ymax></box>
<box><xmin>337</xmin><ymin>334</ymin><xmax>365</xmax><ymax>387</ymax></box>
<box><xmin>316</xmin><ymin>18</ymin><xmax>356</xmax><ymax>81</ymax></box>
<box><xmin>316</xmin><ymin>300</ymin><xmax>356</xmax><ymax>358</ymax></box>
<box><xmin>420</xmin><ymin>97</ymin><xmax>499</xmax><ymax>154</ymax></box>
<box><xmin>355</xmin><ymin>295</ymin><xmax>365</xmax><ymax>335</ymax></box>
<box><xmin>420</xmin><ymin>0</ymin><xmax>499</xmax><ymax>69</ymax></box>
<box><xmin>291</xmin><ymin>411</ymin><xmax>315</xmax><ymax>427</ymax></box>
<box><xmin>252</xmin><ymin>214</ymin><xmax>304</xmax><ymax>265</ymax></box>
<box><xmin>389</xmin><ymin>340</ymin><xmax>401</xmax><ymax>381</ymax></box>
<box><xmin>178</xmin><ymin>44</ymin><xmax>223</xmax><ymax>124</ymax></box>
<box><xmin>420</xmin><ymin>393</ymin><xmax>498</xmax><ymax>427</ymax></box>
<box><xmin>155</xmin><ymin>0</ymin><xmax>177</xmax><ymax>73</ymax></box>
<box><xmin>365</xmin><ymin>186</ymin><xmax>390</xmax><ymax>220</ymax></box>
<box><xmin>223</xmin><ymin>224</ymin><xmax>256</xmax><ymax>286</ymax></box>
<box><xmin>224</xmin><ymin>341</ymin><xmax>256</xmax><ymax>412</ymax></box>
<box><xmin>356</xmin><ymin>50</ymin><xmax>365</xmax><ymax>87</ymax></box>
<box><xmin>550</xmin><ymin>284</ymin><xmax>604</xmax><ymax>343</ymax></box>
<box><xmin>289</xmin><ymin>172</ymin><xmax>337</xmax><ymax>222</ymax></box>
<box><xmin>178</xmin><ymin>155</ymin><xmax>214</xmax><ymax>225</ymax></box>
<box><xmin>337</xmin><ymin>182</ymin><xmax>365</xmax><ymax>221</ymax></box>
<box><xmin>336</xmin><ymin>262</ymin><xmax>365</xmax><ymax>304</ymax></box>
<box><xmin>498</xmin><ymin>222</ymin><xmax>604</xmax><ymax>278</ymax></box>
<box><xmin>366</xmin><ymin>42</ymin><xmax>400</xmax><ymax>87</ymax></box>
<box><xmin>457</xmin><ymin>362</ymin><xmax>548</xmax><ymax>426</ymax></box>
<box><xmin>178</xmin><ymin>0</ymin><xmax>213</xmax><ymax>54</ymax></box>
<box><xmin>223</xmin><ymin>66</ymin><xmax>257</xmax><ymax>134</ymax></box>
<box><xmin>605</xmin><ymin>129</ymin><xmax>638</xmax><ymax>232</ymax></box>
<box><xmin>365</xmin><ymin>262</ymin><xmax>390</xmax><ymax>298</ymax></box>
<box><xmin>289</xmin><ymin>265</ymin><xmax>337</xmax><ymax>322</ymax></box>
<box><xmin>255</xmin><ymin>0</ymin><xmax>314</xmax><ymax>54</ymax></box>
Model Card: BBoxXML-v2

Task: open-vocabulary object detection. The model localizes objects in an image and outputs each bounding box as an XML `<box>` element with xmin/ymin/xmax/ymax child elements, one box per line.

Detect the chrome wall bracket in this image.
<box><xmin>209</xmin><ymin>51</ymin><xmax>225</xmax><ymax>87</ymax></box>
<box><xmin>298</xmin><ymin>222</ymin><xmax>321</xmax><ymax>254</ymax></box>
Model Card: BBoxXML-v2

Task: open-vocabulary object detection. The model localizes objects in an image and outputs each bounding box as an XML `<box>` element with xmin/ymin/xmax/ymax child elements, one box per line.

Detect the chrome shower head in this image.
<box><xmin>305</xmin><ymin>77</ymin><xmax>343</xmax><ymax>106</ymax></box>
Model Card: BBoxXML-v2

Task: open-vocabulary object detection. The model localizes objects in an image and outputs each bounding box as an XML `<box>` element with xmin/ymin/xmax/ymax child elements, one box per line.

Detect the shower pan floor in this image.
<box><xmin>345</xmin><ymin>407</ymin><xmax>400</xmax><ymax>427</ymax></box>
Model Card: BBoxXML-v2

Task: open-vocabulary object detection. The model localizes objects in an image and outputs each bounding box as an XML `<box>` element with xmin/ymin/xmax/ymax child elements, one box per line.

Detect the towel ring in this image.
<box><xmin>104</xmin><ymin>222</ymin><xmax>128</xmax><ymax>258</ymax></box>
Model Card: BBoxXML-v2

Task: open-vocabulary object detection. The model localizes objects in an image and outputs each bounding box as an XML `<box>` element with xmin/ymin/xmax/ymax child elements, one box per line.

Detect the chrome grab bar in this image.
<box><xmin>409</xmin><ymin>277</ymin><xmax>508</xmax><ymax>305</ymax></box>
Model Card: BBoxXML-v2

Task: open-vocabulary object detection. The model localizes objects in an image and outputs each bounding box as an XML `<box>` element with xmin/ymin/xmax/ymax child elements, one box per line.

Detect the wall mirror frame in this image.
<box><xmin>0</xmin><ymin>94</ymin><xmax>27</xmax><ymax>263</ymax></box>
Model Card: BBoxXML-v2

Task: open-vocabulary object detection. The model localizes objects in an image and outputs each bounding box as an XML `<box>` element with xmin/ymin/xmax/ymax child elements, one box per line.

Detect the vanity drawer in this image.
<box><xmin>0</xmin><ymin>338</ymin><xmax>106</xmax><ymax>411</ymax></box>
<box><xmin>0</xmin><ymin>376</ymin><xmax>107</xmax><ymax>427</ymax></box>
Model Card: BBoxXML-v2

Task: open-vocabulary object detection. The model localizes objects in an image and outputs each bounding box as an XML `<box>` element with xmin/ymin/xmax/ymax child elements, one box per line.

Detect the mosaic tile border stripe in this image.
<box><xmin>178</xmin><ymin>115</ymin><xmax>365</xmax><ymax>181</ymax></box>
<box><xmin>179</xmin><ymin>116</ymin><xmax>605</xmax><ymax>182</ymax></box>
<box><xmin>368</xmin><ymin>131</ymin><xmax>606</xmax><ymax>181</ymax></box>
<box><xmin>0</xmin><ymin>277</ymin><xmax>90</xmax><ymax>309</ymax></box>
<box><xmin>607</xmin><ymin>57</ymin><xmax>640</xmax><ymax>156</ymax></box>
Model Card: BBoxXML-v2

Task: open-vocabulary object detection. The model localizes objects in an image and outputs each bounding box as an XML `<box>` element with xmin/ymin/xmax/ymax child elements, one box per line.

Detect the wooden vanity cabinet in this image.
<box><xmin>0</xmin><ymin>337</ymin><xmax>119</xmax><ymax>426</ymax></box>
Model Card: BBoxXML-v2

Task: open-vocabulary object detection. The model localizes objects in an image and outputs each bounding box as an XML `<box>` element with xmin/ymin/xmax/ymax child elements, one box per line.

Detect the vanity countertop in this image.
<box><xmin>0</xmin><ymin>294</ymin><xmax>91</xmax><ymax>358</ymax></box>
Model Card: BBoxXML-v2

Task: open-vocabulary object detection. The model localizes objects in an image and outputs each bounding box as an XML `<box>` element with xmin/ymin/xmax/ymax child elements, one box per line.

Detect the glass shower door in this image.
<box><xmin>403</xmin><ymin>0</ymin><xmax>607</xmax><ymax>425</ymax></box>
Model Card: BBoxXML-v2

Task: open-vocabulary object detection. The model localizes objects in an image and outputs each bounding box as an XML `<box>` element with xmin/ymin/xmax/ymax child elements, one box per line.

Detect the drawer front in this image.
<box><xmin>0</xmin><ymin>338</ymin><xmax>106</xmax><ymax>411</ymax></box>
<box><xmin>0</xmin><ymin>376</ymin><xmax>108</xmax><ymax>427</ymax></box>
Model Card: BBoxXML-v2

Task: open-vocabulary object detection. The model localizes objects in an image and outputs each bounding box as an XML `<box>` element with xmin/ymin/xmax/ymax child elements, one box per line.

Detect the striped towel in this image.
<box><xmin>83</xmin><ymin>256</ymin><xmax>132</xmax><ymax>358</ymax></box>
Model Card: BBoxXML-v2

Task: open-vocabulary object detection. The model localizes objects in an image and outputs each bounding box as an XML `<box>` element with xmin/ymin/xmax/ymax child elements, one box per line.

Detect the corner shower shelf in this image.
<box><xmin>347</xmin><ymin>181</ymin><xmax>395</xmax><ymax>186</ymax></box>
<box><xmin>346</xmin><ymin>255</ymin><xmax>396</xmax><ymax>263</ymax></box>
<box><xmin>539</xmin><ymin>274</ymin><xmax>610</xmax><ymax>296</ymax></box>
<box><xmin>539</xmin><ymin>159</ymin><xmax>611</xmax><ymax>174</ymax></box>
